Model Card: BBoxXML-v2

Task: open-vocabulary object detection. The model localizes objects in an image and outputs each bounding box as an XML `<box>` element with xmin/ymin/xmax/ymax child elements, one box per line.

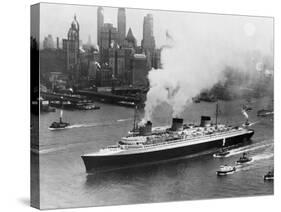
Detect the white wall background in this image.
<box><xmin>0</xmin><ymin>0</ymin><xmax>279</xmax><ymax>211</ymax></box>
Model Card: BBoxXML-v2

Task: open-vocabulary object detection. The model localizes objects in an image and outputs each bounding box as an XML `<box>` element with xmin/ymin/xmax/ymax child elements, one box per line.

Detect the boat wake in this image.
<box><xmin>242</xmin><ymin>121</ymin><xmax>260</xmax><ymax>127</ymax></box>
<box><xmin>39</xmin><ymin>140</ymin><xmax>101</xmax><ymax>154</ymax></box>
<box><xmin>117</xmin><ymin>118</ymin><xmax>132</xmax><ymax>122</ymax></box>
<box><xmin>234</xmin><ymin>152</ymin><xmax>274</xmax><ymax>172</ymax></box>
<box><xmin>251</xmin><ymin>153</ymin><xmax>274</xmax><ymax>162</ymax></box>
<box><xmin>225</xmin><ymin>142</ymin><xmax>273</xmax><ymax>158</ymax></box>
<box><xmin>61</xmin><ymin>118</ymin><xmax>132</xmax><ymax>129</ymax></box>
<box><xmin>67</xmin><ymin>123</ymin><xmax>105</xmax><ymax>129</ymax></box>
<box><xmin>247</xmin><ymin>121</ymin><xmax>260</xmax><ymax>126</ymax></box>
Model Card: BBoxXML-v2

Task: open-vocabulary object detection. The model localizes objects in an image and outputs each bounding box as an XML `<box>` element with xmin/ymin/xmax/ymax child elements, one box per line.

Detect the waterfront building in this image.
<box><xmin>132</xmin><ymin>53</ymin><xmax>149</xmax><ymax>86</ymax></box>
<box><xmin>124</xmin><ymin>48</ymin><xmax>134</xmax><ymax>84</ymax></box>
<box><xmin>108</xmin><ymin>47</ymin><xmax>125</xmax><ymax>81</ymax></box>
<box><xmin>95</xmin><ymin>68</ymin><xmax>114</xmax><ymax>87</ymax></box>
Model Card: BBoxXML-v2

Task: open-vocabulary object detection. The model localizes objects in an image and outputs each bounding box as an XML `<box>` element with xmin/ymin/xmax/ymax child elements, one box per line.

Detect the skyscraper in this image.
<box><xmin>97</xmin><ymin>7</ymin><xmax>104</xmax><ymax>48</ymax></box>
<box><xmin>43</xmin><ymin>34</ymin><xmax>55</xmax><ymax>49</ymax></box>
<box><xmin>141</xmin><ymin>14</ymin><xmax>155</xmax><ymax>51</ymax></box>
<box><xmin>100</xmin><ymin>23</ymin><xmax>119</xmax><ymax>49</ymax></box>
<box><xmin>62</xmin><ymin>15</ymin><xmax>80</xmax><ymax>76</ymax></box>
<box><xmin>125</xmin><ymin>27</ymin><xmax>137</xmax><ymax>48</ymax></box>
<box><xmin>117</xmin><ymin>8</ymin><xmax>126</xmax><ymax>46</ymax></box>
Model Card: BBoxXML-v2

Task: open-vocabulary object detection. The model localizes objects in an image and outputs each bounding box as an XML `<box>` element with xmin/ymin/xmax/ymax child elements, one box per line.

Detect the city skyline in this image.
<box><xmin>40</xmin><ymin>3</ymin><xmax>163</xmax><ymax>47</ymax></box>
<box><xmin>40</xmin><ymin>3</ymin><xmax>273</xmax><ymax>54</ymax></box>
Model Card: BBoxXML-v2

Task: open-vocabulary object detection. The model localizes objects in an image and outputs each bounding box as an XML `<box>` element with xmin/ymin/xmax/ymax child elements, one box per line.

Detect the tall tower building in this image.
<box><xmin>97</xmin><ymin>7</ymin><xmax>104</xmax><ymax>48</ymax></box>
<box><xmin>117</xmin><ymin>8</ymin><xmax>126</xmax><ymax>46</ymax></box>
<box><xmin>141</xmin><ymin>14</ymin><xmax>155</xmax><ymax>51</ymax></box>
<box><xmin>62</xmin><ymin>15</ymin><xmax>80</xmax><ymax>77</ymax></box>
<box><xmin>125</xmin><ymin>28</ymin><xmax>137</xmax><ymax>48</ymax></box>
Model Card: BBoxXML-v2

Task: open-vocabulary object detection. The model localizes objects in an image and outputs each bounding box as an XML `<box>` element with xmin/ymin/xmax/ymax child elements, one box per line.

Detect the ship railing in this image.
<box><xmin>119</xmin><ymin>143</ymin><xmax>144</xmax><ymax>150</ymax></box>
<box><xmin>141</xmin><ymin>128</ymin><xmax>247</xmax><ymax>148</ymax></box>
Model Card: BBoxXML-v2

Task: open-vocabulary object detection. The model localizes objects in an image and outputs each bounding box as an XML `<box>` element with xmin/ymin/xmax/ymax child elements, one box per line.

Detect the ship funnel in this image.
<box><xmin>139</xmin><ymin>121</ymin><xmax>152</xmax><ymax>136</ymax></box>
<box><xmin>171</xmin><ymin>118</ymin><xmax>184</xmax><ymax>131</ymax></box>
<box><xmin>200</xmin><ymin>116</ymin><xmax>211</xmax><ymax>127</ymax></box>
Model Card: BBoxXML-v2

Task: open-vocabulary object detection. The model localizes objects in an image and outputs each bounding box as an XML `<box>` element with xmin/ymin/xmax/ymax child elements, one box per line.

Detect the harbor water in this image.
<box><xmin>38</xmin><ymin>97</ymin><xmax>273</xmax><ymax>209</ymax></box>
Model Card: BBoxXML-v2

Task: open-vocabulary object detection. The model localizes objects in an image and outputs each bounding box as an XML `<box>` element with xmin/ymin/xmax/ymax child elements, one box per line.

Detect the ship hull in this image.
<box><xmin>82</xmin><ymin>130</ymin><xmax>254</xmax><ymax>173</ymax></box>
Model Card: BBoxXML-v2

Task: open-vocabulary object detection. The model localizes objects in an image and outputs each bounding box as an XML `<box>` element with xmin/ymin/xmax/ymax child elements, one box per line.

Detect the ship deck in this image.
<box><xmin>84</xmin><ymin>128</ymin><xmax>254</xmax><ymax>157</ymax></box>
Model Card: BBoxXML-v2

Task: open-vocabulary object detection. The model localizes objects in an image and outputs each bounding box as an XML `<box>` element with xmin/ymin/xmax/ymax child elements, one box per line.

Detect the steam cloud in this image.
<box><xmin>143</xmin><ymin>14</ymin><xmax>273</xmax><ymax>122</ymax></box>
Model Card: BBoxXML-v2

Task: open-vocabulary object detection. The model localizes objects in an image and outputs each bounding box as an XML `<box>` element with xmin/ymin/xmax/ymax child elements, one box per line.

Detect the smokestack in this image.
<box><xmin>139</xmin><ymin>121</ymin><xmax>152</xmax><ymax>136</ymax></box>
<box><xmin>200</xmin><ymin>116</ymin><xmax>211</xmax><ymax>127</ymax></box>
<box><xmin>171</xmin><ymin>118</ymin><xmax>183</xmax><ymax>131</ymax></box>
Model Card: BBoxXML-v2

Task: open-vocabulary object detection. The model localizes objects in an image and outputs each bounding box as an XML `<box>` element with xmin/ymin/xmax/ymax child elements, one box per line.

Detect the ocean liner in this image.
<box><xmin>81</xmin><ymin>105</ymin><xmax>254</xmax><ymax>172</ymax></box>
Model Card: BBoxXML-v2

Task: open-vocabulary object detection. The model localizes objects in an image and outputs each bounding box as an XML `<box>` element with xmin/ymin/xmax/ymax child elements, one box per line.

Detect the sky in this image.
<box><xmin>40</xmin><ymin>3</ymin><xmax>273</xmax><ymax>51</ymax></box>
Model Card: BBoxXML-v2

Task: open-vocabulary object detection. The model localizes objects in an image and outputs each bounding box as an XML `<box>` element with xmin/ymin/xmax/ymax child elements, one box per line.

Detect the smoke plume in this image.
<box><xmin>143</xmin><ymin>13</ymin><xmax>273</xmax><ymax>121</ymax></box>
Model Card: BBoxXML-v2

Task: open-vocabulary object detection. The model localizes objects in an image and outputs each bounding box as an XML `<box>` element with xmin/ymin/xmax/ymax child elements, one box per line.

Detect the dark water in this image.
<box><xmin>39</xmin><ymin>97</ymin><xmax>273</xmax><ymax>209</ymax></box>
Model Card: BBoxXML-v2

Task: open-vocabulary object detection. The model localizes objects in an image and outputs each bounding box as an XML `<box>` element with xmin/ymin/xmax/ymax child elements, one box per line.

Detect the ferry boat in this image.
<box><xmin>81</xmin><ymin>104</ymin><xmax>254</xmax><ymax>172</ymax></box>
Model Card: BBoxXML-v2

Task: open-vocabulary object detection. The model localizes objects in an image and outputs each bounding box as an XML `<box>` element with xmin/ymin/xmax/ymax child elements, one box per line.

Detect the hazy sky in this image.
<box><xmin>40</xmin><ymin>3</ymin><xmax>273</xmax><ymax>51</ymax></box>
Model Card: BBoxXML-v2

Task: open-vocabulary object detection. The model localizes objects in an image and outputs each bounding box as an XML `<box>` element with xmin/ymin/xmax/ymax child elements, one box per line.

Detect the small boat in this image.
<box><xmin>257</xmin><ymin>109</ymin><xmax>274</xmax><ymax>117</ymax></box>
<box><xmin>48</xmin><ymin>110</ymin><xmax>70</xmax><ymax>130</ymax></box>
<box><xmin>236</xmin><ymin>152</ymin><xmax>252</xmax><ymax>164</ymax></box>
<box><xmin>264</xmin><ymin>169</ymin><xmax>274</xmax><ymax>181</ymax></box>
<box><xmin>216</xmin><ymin>165</ymin><xmax>236</xmax><ymax>176</ymax></box>
<box><xmin>242</xmin><ymin>120</ymin><xmax>251</xmax><ymax>127</ymax></box>
<box><xmin>213</xmin><ymin>147</ymin><xmax>230</xmax><ymax>158</ymax></box>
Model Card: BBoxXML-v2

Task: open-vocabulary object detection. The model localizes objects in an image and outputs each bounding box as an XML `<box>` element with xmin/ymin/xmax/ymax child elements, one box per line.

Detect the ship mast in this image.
<box><xmin>60</xmin><ymin>96</ymin><xmax>64</xmax><ymax>123</ymax></box>
<box><xmin>215</xmin><ymin>101</ymin><xmax>219</xmax><ymax>128</ymax></box>
<box><xmin>133</xmin><ymin>105</ymin><xmax>137</xmax><ymax>131</ymax></box>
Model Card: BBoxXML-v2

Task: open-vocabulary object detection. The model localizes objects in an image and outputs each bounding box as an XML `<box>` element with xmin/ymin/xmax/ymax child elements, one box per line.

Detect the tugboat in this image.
<box><xmin>242</xmin><ymin>120</ymin><xmax>251</xmax><ymax>127</ymax></box>
<box><xmin>264</xmin><ymin>169</ymin><xmax>274</xmax><ymax>181</ymax></box>
<box><xmin>213</xmin><ymin>147</ymin><xmax>230</xmax><ymax>158</ymax></box>
<box><xmin>216</xmin><ymin>165</ymin><xmax>236</xmax><ymax>176</ymax></box>
<box><xmin>236</xmin><ymin>152</ymin><xmax>252</xmax><ymax>164</ymax></box>
<box><xmin>48</xmin><ymin>110</ymin><xmax>70</xmax><ymax>130</ymax></box>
